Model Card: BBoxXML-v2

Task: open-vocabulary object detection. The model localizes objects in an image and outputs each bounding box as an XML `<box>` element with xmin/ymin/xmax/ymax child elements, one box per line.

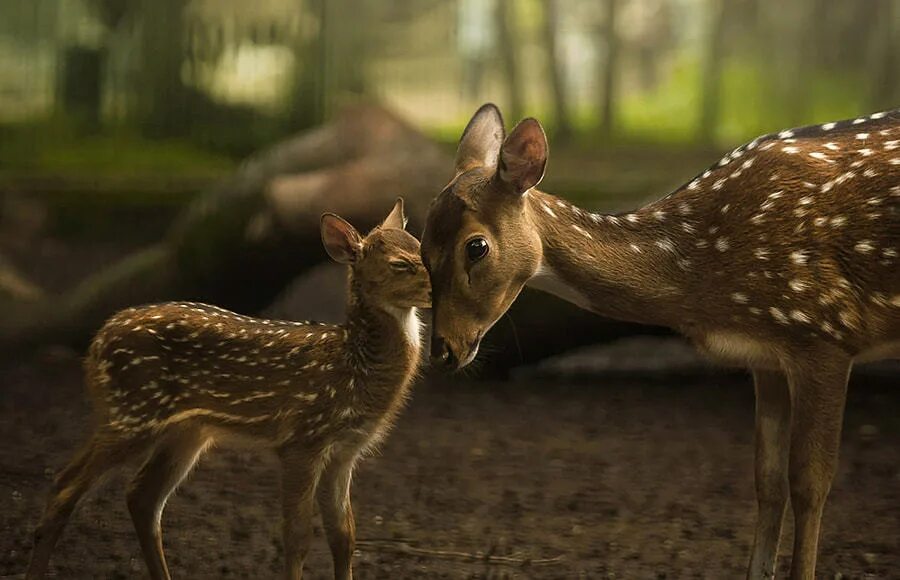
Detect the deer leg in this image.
<box><xmin>747</xmin><ymin>368</ymin><xmax>792</xmax><ymax>580</ymax></box>
<box><xmin>316</xmin><ymin>451</ymin><xmax>358</xmax><ymax>580</ymax></box>
<box><xmin>126</xmin><ymin>426</ymin><xmax>211</xmax><ymax>580</ymax></box>
<box><xmin>786</xmin><ymin>353</ymin><xmax>851</xmax><ymax>580</ymax></box>
<box><xmin>279</xmin><ymin>449</ymin><xmax>321</xmax><ymax>580</ymax></box>
<box><xmin>26</xmin><ymin>432</ymin><xmax>136</xmax><ymax>580</ymax></box>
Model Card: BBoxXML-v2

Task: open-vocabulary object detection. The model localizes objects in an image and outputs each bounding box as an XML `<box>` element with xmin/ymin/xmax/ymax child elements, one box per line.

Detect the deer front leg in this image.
<box><xmin>786</xmin><ymin>353</ymin><xmax>851</xmax><ymax>580</ymax></box>
<box><xmin>316</xmin><ymin>452</ymin><xmax>358</xmax><ymax>580</ymax></box>
<box><xmin>279</xmin><ymin>450</ymin><xmax>321</xmax><ymax>580</ymax></box>
<box><xmin>747</xmin><ymin>368</ymin><xmax>791</xmax><ymax>580</ymax></box>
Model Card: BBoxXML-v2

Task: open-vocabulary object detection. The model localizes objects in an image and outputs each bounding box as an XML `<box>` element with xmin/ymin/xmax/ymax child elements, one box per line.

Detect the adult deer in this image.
<box><xmin>421</xmin><ymin>104</ymin><xmax>899</xmax><ymax>579</ymax></box>
<box><xmin>27</xmin><ymin>200</ymin><xmax>430</xmax><ymax>580</ymax></box>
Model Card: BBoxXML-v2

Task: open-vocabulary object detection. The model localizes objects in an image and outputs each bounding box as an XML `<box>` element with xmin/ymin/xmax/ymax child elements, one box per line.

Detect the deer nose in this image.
<box><xmin>430</xmin><ymin>336</ymin><xmax>458</xmax><ymax>368</ymax></box>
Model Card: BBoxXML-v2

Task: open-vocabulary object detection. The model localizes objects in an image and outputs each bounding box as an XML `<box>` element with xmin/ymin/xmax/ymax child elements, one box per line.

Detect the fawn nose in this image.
<box><xmin>430</xmin><ymin>336</ymin><xmax>458</xmax><ymax>368</ymax></box>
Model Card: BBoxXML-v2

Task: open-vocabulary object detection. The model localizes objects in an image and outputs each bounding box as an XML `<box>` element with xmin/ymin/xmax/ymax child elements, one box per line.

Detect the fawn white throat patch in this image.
<box><xmin>391</xmin><ymin>307</ymin><xmax>422</xmax><ymax>350</ymax></box>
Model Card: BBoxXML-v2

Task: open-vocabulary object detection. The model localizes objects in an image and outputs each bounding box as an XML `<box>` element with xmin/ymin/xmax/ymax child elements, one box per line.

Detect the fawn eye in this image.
<box><xmin>390</xmin><ymin>260</ymin><xmax>415</xmax><ymax>273</ymax></box>
<box><xmin>465</xmin><ymin>237</ymin><xmax>489</xmax><ymax>262</ymax></box>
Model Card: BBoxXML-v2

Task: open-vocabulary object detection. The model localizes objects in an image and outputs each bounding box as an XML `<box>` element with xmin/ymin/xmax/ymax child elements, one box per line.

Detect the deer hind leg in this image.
<box><xmin>26</xmin><ymin>431</ymin><xmax>138</xmax><ymax>580</ymax></box>
<box><xmin>747</xmin><ymin>368</ymin><xmax>792</xmax><ymax>580</ymax></box>
<box><xmin>126</xmin><ymin>425</ymin><xmax>212</xmax><ymax>580</ymax></box>
<box><xmin>785</xmin><ymin>352</ymin><xmax>851</xmax><ymax>580</ymax></box>
<box><xmin>279</xmin><ymin>448</ymin><xmax>323</xmax><ymax>580</ymax></box>
<box><xmin>316</xmin><ymin>449</ymin><xmax>359</xmax><ymax>580</ymax></box>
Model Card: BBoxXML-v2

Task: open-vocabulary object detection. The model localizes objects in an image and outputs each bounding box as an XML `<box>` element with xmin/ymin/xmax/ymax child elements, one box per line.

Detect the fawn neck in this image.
<box><xmin>344</xmin><ymin>275</ymin><xmax>422</xmax><ymax>380</ymax></box>
<box><xmin>525</xmin><ymin>189</ymin><xmax>688</xmax><ymax>327</ymax></box>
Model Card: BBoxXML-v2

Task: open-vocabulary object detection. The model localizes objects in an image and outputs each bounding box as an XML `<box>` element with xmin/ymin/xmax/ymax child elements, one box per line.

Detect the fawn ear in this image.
<box><xmin>321</xmin><ymin>213</ymin><xmax>363</xmax><ymax>264</ymax></box>
<box><xmin>455</xmin><ymin>103</ymin><xmax>505</xmax><ymax>174</ymax></box>
<box><xmin>498</xmin><ymin>118</ymin><xmax>548</xmax><ymax>195</ymax></box>
<box><xmin>381</xmin><ymin>198</ymin><xmax>407</xmax><ymax>230</ymax></box>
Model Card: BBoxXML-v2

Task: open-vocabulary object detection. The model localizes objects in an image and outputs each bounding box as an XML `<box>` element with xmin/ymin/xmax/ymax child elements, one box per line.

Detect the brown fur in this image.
<box><xmin>422</xmin><ymin>104</ymin><xmax>900</xmax><ymax>579</ymax></box>
<box><xmin>26</xmin><ymin>200</ymin><xmax>430</xmax><ymax>580</ymax></box>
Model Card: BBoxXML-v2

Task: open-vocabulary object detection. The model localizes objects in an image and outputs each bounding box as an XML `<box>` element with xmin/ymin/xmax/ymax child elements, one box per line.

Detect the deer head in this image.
<box><xmin>323</xmin><ymin>198</ymin><xmax>431</xmax><ymax>311</ymax></box>
<box><xmin>421</xmin><ymin>104</ymin><xmax>549</xmax><ymax>368</ymax></box>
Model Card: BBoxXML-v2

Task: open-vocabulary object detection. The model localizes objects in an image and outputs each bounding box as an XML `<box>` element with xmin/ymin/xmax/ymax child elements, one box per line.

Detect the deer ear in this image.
<box><xmin>381</xmin><ymin>198</ymin><xmax>407</xmax><ymax>230</ymax></box>
<box><xmin>498</xmin><ymin>118</ymin><xmax>548</xmax><ymax>195</ymax></box>
<box><xmin>321</xmin><ymin>213</ymin><xmax>362</xmax><ymax>264</ymax></box>
<box><xmin>455</xmin><ymin>103</ymin><xmax>505</xmax><ymax>174</ymax></box>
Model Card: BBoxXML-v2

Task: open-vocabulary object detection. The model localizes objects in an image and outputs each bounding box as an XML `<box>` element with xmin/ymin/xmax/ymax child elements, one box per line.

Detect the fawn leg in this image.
<box><xmin>279</xmin><ymin>449</ymin><xmax>321</xmax><ymax>580</ymax></box>
<box><xmin>786</xmin><ymin>353</ymin><xmax>851</xmax><ymax>580</ymax></box>
<box><xmin>317</xmin><ymin>450</ymin><xmax>359</xmax><ymax>580</ymax></box>
<box><xmin>26</xmin><ymin>432</ymin><xmax>136</xmax><ymax>580</ymax></box>
<box><xmin>747</xmin><ymin>368</ymin><xmax>792</xmax><ymax>580</ymax></box>
<box><xmin>126</xmin><ymin>426</ymin><xmax>211</xmax><ymax>580</ymax></box>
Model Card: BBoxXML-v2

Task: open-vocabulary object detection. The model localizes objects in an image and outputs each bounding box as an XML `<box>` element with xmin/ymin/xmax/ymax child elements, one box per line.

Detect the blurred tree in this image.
<box><xmin>290</xmin><ymin>0</ymin><xmax>371</xmax><ymax>130</ymax></box>
<box><xmin>597</xmin><ymin>0</ymin><xmax>619</xmax><ymax>140</ymax></box>
<box><xmin>458</xmin><ymin>0</ymin><xmax>494</xmax><ymax>106</ymax></box>
<box><xmin>138</xmin><ymin>0</ymin><xmax>192</xmax><ymax>137</ymax></box>
<box><xmin>495</xmin><ymin>0</ymin><xmax>523</xmax><ymax>122</ymax></box>
<box><xmin>698</xmin><ymin>0</ymin><xmax>726</xmax><ymax>143</ymax></box>
<box><xmin>542</xmin><ymin>0</ymin><xmax>572</xmax><ymax>140</ymax></box>
<box><xmin>290</xmin><ymin>0</ymin><xmax>328</xmax><ymax>129</ymax></box>
<box><xmin>869</xmin><ymin>0</ymin><xmax>899</xmax><ymax>110</ymax></box>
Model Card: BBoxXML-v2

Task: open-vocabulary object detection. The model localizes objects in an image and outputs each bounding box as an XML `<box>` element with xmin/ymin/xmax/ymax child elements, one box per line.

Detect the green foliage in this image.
<box><xmin>0</xmin><ymin>119</ymin><xmax>233</xmax><ymax>178</ymax></box>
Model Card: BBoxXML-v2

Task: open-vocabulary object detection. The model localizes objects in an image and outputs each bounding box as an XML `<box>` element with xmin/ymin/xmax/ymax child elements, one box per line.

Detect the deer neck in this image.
<box><xmin>525</xmin><ymin>190</ymin><xmax>688</xmax><ymax>327</ymax></box>
<box><xmin>344</xmin><ymin>280</ymin><xmax>422</xmax><ymax>380</ymax></box>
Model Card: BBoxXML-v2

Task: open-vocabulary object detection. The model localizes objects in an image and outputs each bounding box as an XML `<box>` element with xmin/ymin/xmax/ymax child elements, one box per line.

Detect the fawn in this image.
<box><xmin>422</xmin><ymin>105</ymin><xmax>899</xmax><ymax>579</ymax></box>
<box><xmin>26</xmin><ymin>199</ymin><xmax>430</xmax><ymax>580</ymax></box>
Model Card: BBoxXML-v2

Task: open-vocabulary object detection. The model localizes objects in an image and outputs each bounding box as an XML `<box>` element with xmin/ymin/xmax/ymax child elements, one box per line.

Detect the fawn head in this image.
<box><xmin>422</xmin><ymin>104</ymin><xmax>549</xmax><ymax>369</ymax></box>
<box><xmin>322</xmin><ymin>199</ymin><xmax>431</xmax><ymax>310</ymax></box>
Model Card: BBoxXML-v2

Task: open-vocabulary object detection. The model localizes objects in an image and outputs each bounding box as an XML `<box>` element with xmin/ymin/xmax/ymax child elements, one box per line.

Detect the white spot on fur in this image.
<box><xmin>790</xmin><ymin>250</ymin><xmax>808</xmax><ymax>265</ymax></box>
<box><xmin>731</xmin><ymin>292</ymin><xmax>749</xmax><ymax>304</ymax></box>
<box><xmin>769</xmin><ymin>307</ymin><xmax>789</xmax><ymax>324</ymax></box>
<box><xmin>655</xmin><ymin>238</ymin><xmax>677</xmax><ymax>253</ymax></box>
<box><xmin>572</xmin><ymin>224</ymin><xmax>592</xmax><ymax>239</ymax></box>
<box><xmin>789</xmin><ymin>279</ymin><xmax>809</xmax><ymax>292</ymax></box>
<box><xmin>854</xmin><ymin>241</ymin><xmax>875</xmax><ymax>254</ymax></box>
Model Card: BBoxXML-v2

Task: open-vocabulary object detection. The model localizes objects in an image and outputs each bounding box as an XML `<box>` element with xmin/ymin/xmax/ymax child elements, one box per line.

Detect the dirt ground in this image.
<box><xmin>1</xmin><ymin>355</ymin><xmax>898</xmax><ymax>579</ymax></box>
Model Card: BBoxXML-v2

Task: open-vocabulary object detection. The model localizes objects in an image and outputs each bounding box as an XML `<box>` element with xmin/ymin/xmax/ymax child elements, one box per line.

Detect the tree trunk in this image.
<box><xmin>869</xmin><ymin>0</ymin><xmax>899</xmax><ymax>110</ymax></box>
<box><xmin>542</xmin><ymin>0</ymin><xmax>572</xmax><ymax>141</ymax></box>
<box><xmin>138</xmin><ymin>0</ymin><xmax>191</xmax><ymax>137</ymax></box>
<box><xmin>597</xmin><ymin>0</ymin><xmax>619</xmax><ymax>140</ymax></box>
<box><xmin>495</xmin><ymin>0</ymin><xmax>523</xmax><ymax>123</ymax></box>
<box><xmin>698</xmin><ymin>0</ymin><xmax>726</xmax><ymax>143</ymax></box>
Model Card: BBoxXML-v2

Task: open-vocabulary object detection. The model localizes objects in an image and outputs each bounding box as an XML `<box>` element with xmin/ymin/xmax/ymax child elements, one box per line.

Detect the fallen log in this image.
<box><xmin>0</xmin><ymin>102</ymin><xmax>450</xmax><ymax>353</ymax></box>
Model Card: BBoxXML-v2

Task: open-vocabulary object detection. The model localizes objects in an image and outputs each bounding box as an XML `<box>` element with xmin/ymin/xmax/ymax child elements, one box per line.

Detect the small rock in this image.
<box><xmin>863</xmin><ymin>552</ymin><xmax>877</xmax><ymax>565</ymax></box>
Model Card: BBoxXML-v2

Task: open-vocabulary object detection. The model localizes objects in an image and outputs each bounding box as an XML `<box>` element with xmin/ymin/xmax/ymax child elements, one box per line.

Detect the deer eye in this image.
<box><xmin>465</xmin><ymin>237</ymin><xmax>489</xmax><ymax>262</ymax></box>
